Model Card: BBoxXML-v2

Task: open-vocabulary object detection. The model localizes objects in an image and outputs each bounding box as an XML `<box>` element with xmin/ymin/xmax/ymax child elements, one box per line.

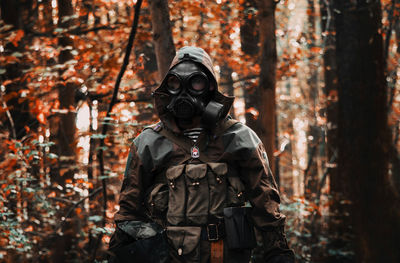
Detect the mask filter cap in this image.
<box><xmin>201</xmin><ymin>101</ymin><xmax>224</xmax><ymax>128</ymax></box>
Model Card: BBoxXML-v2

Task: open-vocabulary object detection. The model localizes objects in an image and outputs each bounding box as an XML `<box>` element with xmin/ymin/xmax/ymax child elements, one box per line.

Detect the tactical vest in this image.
<box><xmin>144</xmin><ymin>119</ymin><xmax>246</xmax><ymax>225</ymax></box>
<box><xmin>143</xmin><ymin>119</ymin><xmax>254</xmax><ymax>262</ymax></box>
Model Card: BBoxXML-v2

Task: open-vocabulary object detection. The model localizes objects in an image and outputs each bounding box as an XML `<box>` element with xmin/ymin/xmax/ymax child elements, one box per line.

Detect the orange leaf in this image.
<box><xmin>245</xmin><ymin>107</ymin><xmax>259</xmax><ymax>119</ymax></box>
<box><xmin>310</xmin><ymin>46</ymin><xmax>322</xmax><ymax>53</ymax></box>
<box><xmin>24</xmin><ymin>225</ymin><xmax>33</xmax><ymax>232</ymax></box>
<box><xmin>10</xmin><ymin>29</ymin><xmax>25</xmax><ymax>47</ymax></box>
<box><xmin>37</xmin><ymin>113</ymin><xmax>46</xmax><ymax>124</ymax></box>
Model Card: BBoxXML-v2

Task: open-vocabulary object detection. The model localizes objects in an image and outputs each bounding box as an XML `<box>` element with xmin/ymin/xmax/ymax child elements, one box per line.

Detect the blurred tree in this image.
<box><xmin>219</xmin><ymin>3</ymin><xmax>235</xmax><ymax>118</ymax></box>
<box><xmin>334</xmin><ymin>0</ymin><xmax>400</xmax><ymax>262</ymax></box>
<box><xmin>148</xmin><ymin>0</ymin><xmax>176</xmax><ymax>80</ymax></box>
<box><xmin>304</xmin><ymin>0</ymin><xmax>320</xmax><ymax>201</ymax></box>
<box><xmin>49</xmin><ymin>0</ymin><xmax>79</xmax><ymax>261</ymax></box>
<box><xmin>240</xmin><ymin>0</ymin><xmax>259</xmax><ymax>56</ymax></box>
<box><xmin>255</xmin><ymin>0</ymin><xmax>278</xmax><ymax>174</ymax></box>
<box><xmin>0</xmin><ymin>0</ymin><xmax>37</xmax><ymax>139</ymax></box>
<box><xmin>319</xmin><ymin>0</ymin><xmax>352</xmax><ymax>261</ymax></box>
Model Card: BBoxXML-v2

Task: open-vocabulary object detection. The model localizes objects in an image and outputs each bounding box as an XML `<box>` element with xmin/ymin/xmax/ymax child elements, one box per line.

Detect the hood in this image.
<box><xmin>153</xmin><ymin>46</ymin><xmax>234</xmax><ymax>133</ymax></box>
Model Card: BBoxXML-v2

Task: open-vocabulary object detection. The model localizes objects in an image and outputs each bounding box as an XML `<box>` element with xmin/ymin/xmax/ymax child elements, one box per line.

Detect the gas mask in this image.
<box><xmin>165</xmin><ymin>61</ymin><xmax>224</xmax><ymax>128</ymax></box>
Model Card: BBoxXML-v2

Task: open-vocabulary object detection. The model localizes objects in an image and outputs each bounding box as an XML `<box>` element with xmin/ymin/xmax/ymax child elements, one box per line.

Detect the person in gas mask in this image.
<box><xmin>108</xmin><ymin>46</ymin><xmax>294</xmax><ymax>263</ymax></box>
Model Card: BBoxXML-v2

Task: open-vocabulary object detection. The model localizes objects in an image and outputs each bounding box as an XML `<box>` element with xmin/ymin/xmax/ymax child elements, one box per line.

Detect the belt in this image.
<box><xmin>201</xmin><ymin>222</ymin><xmax>225</xmax><ymax>241</ymax></box>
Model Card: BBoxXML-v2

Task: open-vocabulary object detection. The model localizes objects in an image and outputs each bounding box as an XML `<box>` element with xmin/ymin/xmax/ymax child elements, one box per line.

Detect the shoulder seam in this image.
<box><xmin>144</xmin><ymin>121</ymin><xmax>163</xmax><ymax>132</ymax></box>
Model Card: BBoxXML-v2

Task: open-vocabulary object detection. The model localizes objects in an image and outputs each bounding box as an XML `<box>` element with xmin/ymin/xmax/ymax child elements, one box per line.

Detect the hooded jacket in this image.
<box><xmin>110</xmin><ymin>46</ymin><xmax>293</xmax><ymax>262</ymax></box>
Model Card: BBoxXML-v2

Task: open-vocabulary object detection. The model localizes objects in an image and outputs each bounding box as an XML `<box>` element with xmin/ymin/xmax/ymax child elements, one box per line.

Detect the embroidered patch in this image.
<box><xmin>191</xmin><ymin>146</ymin><xmax>200</xmax><ymax>159</ymax></box>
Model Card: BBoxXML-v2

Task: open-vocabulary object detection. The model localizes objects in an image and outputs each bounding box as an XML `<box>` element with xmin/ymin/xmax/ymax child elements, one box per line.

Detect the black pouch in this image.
<box><xmin>113</xmin><ymin>231</ymin><xmax>169</xmax><ymax>263</ymax></box>
<box><xmin>223</xmin><ymin>207</ymin><xmax>256</xmax><ymax>250</ymax></box>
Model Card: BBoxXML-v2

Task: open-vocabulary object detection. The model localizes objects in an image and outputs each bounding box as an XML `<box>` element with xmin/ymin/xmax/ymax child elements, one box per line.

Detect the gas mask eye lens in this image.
<box><xmin>166</xmin><ymin>75</ymin><xmax>181</xmax><ymax>94</ymax></box>
<box><xmin>190</xmin><ymin>75</ymin><xmax>207</xmax><ymax>92</ymax></box>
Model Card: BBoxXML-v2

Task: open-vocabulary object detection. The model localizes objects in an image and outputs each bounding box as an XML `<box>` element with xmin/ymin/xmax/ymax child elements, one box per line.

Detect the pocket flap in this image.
<box><xmin>185</xmin><ymin>164</ymin><xmax>207</xmax><ymax>180</ymax></box>
<box><xmin>166</xmin><ymin>226</ymin><xmax>201</xmax><ymax>255</ymax></box>
<box><xmin>166</xmin><ymin>164</ymin><xmax>186</xmax><ymax>180</ymax></box>
<box><xmin>208</xmin><ymin>163</ymin><xmax>228</xmax><ymax>175</ymax></box>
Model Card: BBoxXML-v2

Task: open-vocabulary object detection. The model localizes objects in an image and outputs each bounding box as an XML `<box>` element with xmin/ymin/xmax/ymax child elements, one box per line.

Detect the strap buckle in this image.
<box><xmin>207</xmin><ymin>224</ymin><xmax>219</xmax><ymax>241</ymax></box>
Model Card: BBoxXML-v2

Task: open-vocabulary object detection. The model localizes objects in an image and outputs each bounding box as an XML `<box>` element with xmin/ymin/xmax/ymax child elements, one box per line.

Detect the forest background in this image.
<box><xmin>1</xmin><ymin>0</ymin><xmax>400</xmax><ymax>262</ymax></box>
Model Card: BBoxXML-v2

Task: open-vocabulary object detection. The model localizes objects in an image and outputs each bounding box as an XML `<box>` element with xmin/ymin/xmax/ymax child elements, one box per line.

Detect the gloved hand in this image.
<box><xmin>261</xmin><ymin>226</ymin><xmax>295</xmax><ymax>263</ymax></box>
<box><xmin>108</xmin><ymin>221</ymin><xmax>168</xmax><ymax>263</ymax></box>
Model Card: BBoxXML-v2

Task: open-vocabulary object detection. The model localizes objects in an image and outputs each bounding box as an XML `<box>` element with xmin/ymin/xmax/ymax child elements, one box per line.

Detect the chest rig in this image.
<box><xmin>145</xmin><ymin>119</ymin><xmax>246</xmax><ymax>227</ymax></box>
<box><xmin>144</xmin><ymin>119</ymin><xmax>252</xmax><ymax>262</ymax></box>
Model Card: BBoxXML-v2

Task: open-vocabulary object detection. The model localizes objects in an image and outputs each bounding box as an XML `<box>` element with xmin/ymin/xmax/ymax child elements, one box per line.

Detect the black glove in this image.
<box><xmin>262</xmin><ymin>226</ymin><xmax>295</xmax><ymax>263</ymax></box>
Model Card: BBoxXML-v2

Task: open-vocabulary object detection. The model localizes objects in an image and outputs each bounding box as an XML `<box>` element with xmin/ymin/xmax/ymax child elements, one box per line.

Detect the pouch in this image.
<box><xmin>166</xmin><ymin>226</ymin><xmax>202</xmax><ymax>262</ymax></box>
<box><xmin>146</xmin><ymin>183</ymin><xmax>169</xmax><ymax>217</ymax></box>
<box><xmin>185</xmin><ymin>164</ymin><xmax>209</xmax><ymax>225</ymax></box>
<box><xmin>166</xmin><ymin>164</ymin><xmax>186</xmax><ymax>225</ymax></box>
<box><xmin>223</xmin><ymin>207</ymin><xmax>256</xmax><ymax>250</ymax></box>
<box><xmin>207</xmin><ymin>163</ymin><xmax>228</xmax><ymax>220</ymax></box>
<box><xmin>226</xmin><ymin>173</ymin><xmax>246</xmax><ymax>207</ymax></box>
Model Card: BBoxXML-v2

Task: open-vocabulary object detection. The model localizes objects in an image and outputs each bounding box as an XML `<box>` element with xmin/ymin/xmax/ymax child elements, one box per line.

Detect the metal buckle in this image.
<box><xmin>207</xmin><ymin>224</ymin><xmax>219</xmax><ymax>241</ymax></box>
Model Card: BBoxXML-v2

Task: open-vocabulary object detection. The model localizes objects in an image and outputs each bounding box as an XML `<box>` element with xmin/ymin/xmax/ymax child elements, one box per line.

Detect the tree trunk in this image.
<box><xmin>320</xmin><ymin>1</ymin><xmax>352</xmax><ymax>261</ymax></box>
<box><xmin>255</xmin><ymin>0</ymin><xmax>277</xmax><ymax>174</ymax></box>
<box><xmin>240</xmin><ymin>0</ymin><xmax>259</xmax><ymax>128</ymax></box>
<box><xmin>240</xmin><ymin>0</ymin><xmax>259</xmax><ymax>56</ymax></box>
<box><xmin>304</xmin><ymin>0</ymin><xmax>320</xmax><ymax>200</ymax></box>
<box><xmin>148</xmin><ymin>0</ymin><xmax>175</xmax><ymax>81</ymax></box>
<box><xmin>50</xmin><ymin>0</ymin><xmax>78</xmax><ymax>261</ymax></box>
<box><xmin>220</xmin><ymin>4</ymin><xmax>235</xmax><ymax>118</ymax></box>
<box><xmin>334</xmin><ymin>0</ymin><xmax>400</xmax><ymax>262</ymax></box>
<box><xmin>42</xmin><ymin>0</ymin><xmax>54</xmax><ymax>32</ymax></box>
<box><xmin>1</xmin><ymin>0</ymin><xmax>37</xmax><ymax>139</ymax></box>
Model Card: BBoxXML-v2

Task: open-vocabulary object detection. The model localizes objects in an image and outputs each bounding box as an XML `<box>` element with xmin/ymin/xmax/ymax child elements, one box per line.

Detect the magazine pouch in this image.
<box><xmin>166</xmin><ymin>226</ymin><xmax>202</xmax><ymax>263</ymax></box>
<box><xmin>185</xmin><ymin>164</ymin><xmax>209</xmax><ymax>225</ymax></box>
<box><xmin>207</xmin><ymin>163</ymin><xmax>228</xmax><ymax>220</ymax></box>
<box><xmin>226</xmin><ymin>169</ymin><xmax>246</xmax><ymax>207</ymax></box>
<box><xmin>166</xmin><ymin>164</ymin><xmax>186</xmax><ymax>225</ymax></box>
<box><xmin>223</xmin><ymin>207</ymin><xmax>256</xmax><ymax>250</ymax></box>
<box><xmin>146</xmin><ymin>183</ymin><xmax>169</xmax><ymax>217</ymax></box>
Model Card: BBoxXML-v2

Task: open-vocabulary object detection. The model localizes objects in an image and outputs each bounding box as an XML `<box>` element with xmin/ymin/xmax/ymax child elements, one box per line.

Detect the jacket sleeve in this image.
<box><xmin>114</xmin><ymin>142</ymin><xmax>150</xmax><ymax>223</ymax></box>
<box><xmin>233</xmin><ymin>127</ymin><xmax>294</xmax><ymax>261</ymax></box>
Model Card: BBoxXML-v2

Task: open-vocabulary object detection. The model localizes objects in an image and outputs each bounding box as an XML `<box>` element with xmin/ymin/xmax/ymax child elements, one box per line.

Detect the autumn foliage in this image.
<box><xmin>1</xmin><ymin>0</ymin><xmax>400</xmax><ymax>262</ymax></box>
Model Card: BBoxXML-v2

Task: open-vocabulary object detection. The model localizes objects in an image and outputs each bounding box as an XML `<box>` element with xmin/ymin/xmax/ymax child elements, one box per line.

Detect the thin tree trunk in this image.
<box><xmin>255</xmin><ymin>0</ymin><xmax>277</xmax><ymax>174</ymax></box>
<box><xmin>148</xmin><ymin>0</ymin><xmax>176</xmax><ymax>81</ymax></box>
<box><xmin>334</xmin><ymin>0</ymin><xmax>400</xmax><ymax>262</ymax></box>
<box><xmin>220</xmin><ymin>4</ymin><xmax>235</xmax><ymax>118</ymax></box>
<box><xmin>42</xmin><ymin>0</ymin><xmax>54</xmax><ymax>32</ymax></box>
<box><xmin>304</xmin><ymin>0</ymin><xmax>320</xmax><ymax>200</ymax></box>
<box><xmin>240</xmin><ymin>0</ymin><xmax>259</xmax><ymax>56</ymax></box>
<box><xmin>240</xmin><ymin>0</ymin><xmax>259</xmax><ymax>128</ymax></box>
<box><xmin>50</xmin><ymin>0</ymin><xmax>78</xmax><ymax>261</ymax></box>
